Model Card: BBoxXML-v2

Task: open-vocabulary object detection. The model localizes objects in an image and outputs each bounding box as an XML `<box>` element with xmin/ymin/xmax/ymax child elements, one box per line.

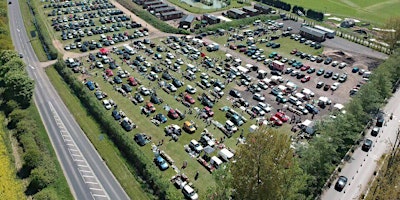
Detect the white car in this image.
<box><xmin>257</xmin><ymin>102</ymin><xmax>272</xmax><ymax>112</ymax></box>
<box><xmin>182</xmin><ymin>185</ymin><xmax>199</xmax><ymax>200</ymax></box>
<box><xmin>186</xmin><ymin>85</ymin><xmax>197</xmax><ymax>94</ymax></box>
<box><xmin>189</xmin><ymin>140</ymin><xmax>203</xmax><ymax>153</ymax></box>
<box><xmin>166</xmin><ymin>53</ymin><xmax>175</xmax><ymax>59</ymax></box>
<box><xmin>331</xmin><ymin>82</ymin><xmax>340</xmax><ymax>91</ymax></box>
<box><xmin>253</xmin><ymin>93</ymin><xmax>265</xmax><ymax>102</ymax></box>
<box><xmin>102</xmin><ymin>99</ymin><xmax>112</xmax><ymax>110</ymax></box>
<box><xmin>297</xmin><ymin>105</ymin><xmax>309</xmax><ymax>114</ymax></box>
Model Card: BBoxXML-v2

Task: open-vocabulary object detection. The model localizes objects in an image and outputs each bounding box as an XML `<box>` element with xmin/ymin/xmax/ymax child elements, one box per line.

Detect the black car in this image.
<box><xmin>324</xmin><ymin>71</ymin><xmax>333</xmax><ymax>78</ymax></box>
<box><xmin>122</xmin><ymin>84</ymin><xmax>132</xmax><ymax>92</ymax></box>
<box><xmin>111</xmin><ymin>110</ymin><xmax>121</xmax><ymax>120</ymax></box>
<box><xmin>362</xmin><ymin>139</ymin><xmax>373</xmax><ymax>151</ymax></box>
<box><xmin>324</xmin><ymin>57</ymin><xmax>333</xmax><ymax>65</ymax></box>
<box><xmin>376</xmin><ymin>115</ymin><xmax>384</xmax><ymax>127</ymax></box>
<box><xmin>229</xmin><ymin>89</ymin><xmax>241</xmax><ymax>98</ymax></box>
<box><xmin>296</xmin><ymin>73</ymin><xmax>305</xmax><ymax>79</ymax></box>
<box><xmin>172</xmin><ymin>78</ymin><xmax>183</xmax><ymax>87</ymax></box>
<box><xmin>334</xmin><ymin>176</ymin><xmax>348</xmax><ymax>191</ymax></box>
<box><xmin>134</xmin><ymin>133</ymin><xmax>150</xmax><ymax>146</ymax></box>
<box><xmin>151</xmin><ymin>66</ymin><xmax>162</xmax><ymax>73</ymax></box>
<box><xmin>114</xmin><ymin>76</ymin><xmax>122</xmax><ymax>84</ymax></box>
<box><xmin>271</xmin><ymin>70</ymin><xmax>282</xmax><ymax>76</ymax></box>
<box><xmin>162</xmin><ymin>71</ymin><xmax>172</xmax><ymax>80</ymax></box>
<box><xmin>371</xmin><ymin>127</ymin><xmax>380</xmax><ymax>136</ymax></box>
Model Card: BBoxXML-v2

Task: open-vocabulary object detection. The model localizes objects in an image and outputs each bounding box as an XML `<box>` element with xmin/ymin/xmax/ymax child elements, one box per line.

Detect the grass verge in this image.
<box><xmin>45</xmin><ymin>67</ymin><xmax>151</xmax><ymax>200</ymax></box>
<box><xmin>18</xmin><ymin>0</ymin><xmax>48</xmax><ymax>62</ymax></box>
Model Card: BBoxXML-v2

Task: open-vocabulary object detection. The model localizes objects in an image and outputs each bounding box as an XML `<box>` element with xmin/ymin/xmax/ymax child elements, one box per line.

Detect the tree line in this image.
<box><xmin>206</xmin><ymin>49</ymin><xmax>400</xmax><ymax>199</ymax></box>
<box><xmin>0</xmin><ymin>50</ymin><xmax>72</xmax><ymax>199</ymax></box>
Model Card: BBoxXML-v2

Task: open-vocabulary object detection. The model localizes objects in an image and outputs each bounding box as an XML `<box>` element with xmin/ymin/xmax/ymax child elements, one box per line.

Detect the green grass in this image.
<box><xmin>63</xmin><ymin>37</ymin><xmax>256</xmax><ymax>197</ymax></box>
<box><xmin>168</xmin><ymin>0</ymin><xmax>251</xmax><ymax>14</ymax></box>
<box><xmin>27</xmin><ymin>103</ymin><xmax>73</xmax><ymax>199</ymax></box>
<box><xmin>18</xmin><ymin>0</ymin><xmax>48</xmax><ymax>62</ymax></box>
<box><xmin>45</xmin><ymin>67</ymin><xmax>151</xmax><ymax>200</ymax></box>
<box><xmin>281</xmin><ymin>0</ymin><xmax>400</xmax><ymax>25</ymax></box>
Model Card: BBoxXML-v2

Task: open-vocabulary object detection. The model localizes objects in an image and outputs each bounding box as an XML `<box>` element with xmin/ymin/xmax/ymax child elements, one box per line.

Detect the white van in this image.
<box><xmin>219</xmin><ymin>148</ymin><xmax>234</xmax><ymax>162</ymax></box>
<box><xmin>210</xmin><ymin>156</ymin><xmax>223</xmax><ymax>168</ymax></box>
<box><xmin>123</xmin><ymin>44</ymin><xmax>135</xmax><ymax>55</ymax></box>
<box><xmin>225</xmin><ymin>120</ymin><xmax>238</xmax><ymax>132</ymax></box>
<box><xmin>289</xmin><ymin>96</ymin><xmax>302</xmax><ymax>106</ymax></box>
<box><xmin>100</xmin><ymin>34</ymin><xmax>106</xmax><ymax>42</ymax></box>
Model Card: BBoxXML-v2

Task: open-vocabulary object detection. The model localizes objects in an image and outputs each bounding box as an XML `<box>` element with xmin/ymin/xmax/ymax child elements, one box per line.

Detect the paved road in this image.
<box><xmin>8</xmin><ymin>1</ymin><xmax>130</xmax><ymax>200</ymax></box>
<box><xmin>321</xmin><ymin>90</ymin><xmax>400</xmax><ymax>200</ymax></box>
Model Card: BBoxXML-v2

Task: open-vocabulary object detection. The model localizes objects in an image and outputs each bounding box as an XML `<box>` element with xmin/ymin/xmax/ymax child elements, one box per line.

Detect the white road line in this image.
<box><xmin>90</xmin><ymin>188</ymin><xmax>104</xmax><ymax>191</ymax></box>
<box><xmin>79</xmin><ymin>170</ymin><xmax>92</xmax><ymax>173</ymax></box>
<box><xmin>85</xmin><ymin>182</ymin><xmax>99</xmax><ymax>185</ymax></box>
<box><xmin>92</xmin><ymin>194</ymin><xmax>108</xmax><ymax>197</ymax></box>
<box><xmin>73</xmin><ymin>159</ymin><xmax>85</xmax><ymax>162</ymax></box>
<box><xmin>82</xmin><ymin>175</ymin><xmax>94</xmax><ymax>178</ymax></box>
<box><xmin>66</xmin><ymin>143</ymin><xmax>75</xmax><ymax>146</ymax></box>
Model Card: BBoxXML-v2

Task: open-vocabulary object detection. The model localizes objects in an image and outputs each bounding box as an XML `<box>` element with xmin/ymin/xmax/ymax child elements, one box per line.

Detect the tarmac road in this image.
<box><xmin>8</xmin><ymin>0</ymin><xmax>130</xmax><ymax>199</ymax></box>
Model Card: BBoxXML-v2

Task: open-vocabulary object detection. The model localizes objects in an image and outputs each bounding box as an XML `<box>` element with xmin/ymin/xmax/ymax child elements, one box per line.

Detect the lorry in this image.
<box><xmin>271</xmin><ymin>60</ymin><xmax>284</xmax><ymax>71</ymax></box>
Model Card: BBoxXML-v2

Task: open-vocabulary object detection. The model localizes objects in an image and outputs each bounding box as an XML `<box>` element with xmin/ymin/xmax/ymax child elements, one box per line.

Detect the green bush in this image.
<box><xmin>116</xmin><ymin>0</ymin><xmax>189</xmax><ymax>35</ymax></box>
<box><xmin>33</xmin><ymin>187</ymin><xmax>58</xmax><ymax>200</ymax></box>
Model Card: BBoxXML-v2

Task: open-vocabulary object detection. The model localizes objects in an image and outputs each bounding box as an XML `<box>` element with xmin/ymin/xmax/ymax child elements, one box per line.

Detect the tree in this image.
<box><xmin>357</xmin><ymin>83</ymin><xmax>383</xmax><ymax>115</ymax></box>
<box><xmin>33</xmin><ymin>187</ymin><xmax>59</xmax><ymax>200</ymax></box>
<box><xmin>0</xmin><ymin>50</ymin><xmax>18</xmax><ymax>65</ymax></box>
<box><xmin>3</xmin><ymin>71</ymin><xmax>34</xmax><ymax>107</ymax></box>
<box><xmin>231</xmin><ymin>128</ymin><xmax>306</xmax><ymax>200</ymax></box>
<box><xmin>207</xmin><ymin>164</ymin><xmax>233</xmax><ymax>200</ymax></box>
<box><xmin>0</xmin><ymin>57</ymin><xmax>25</xmax><ymax>80</ymax></box>
<box><xmin>383</xmin><ymin>17</ymin><xmax>400</xmax><ymax>49</ymax></box>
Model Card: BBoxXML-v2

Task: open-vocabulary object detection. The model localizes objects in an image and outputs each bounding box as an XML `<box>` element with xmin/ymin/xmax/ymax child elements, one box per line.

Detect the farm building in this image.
<box><xmin>180</xmin><ymin>15</ymin><xmax>195</xmax><ymax>28</ymax></box>
<box><xmin>314</xmin><ymin>25</ymin><xmax>336</xmax><ymax>38</ymax></box>
<box><xmin>203</xmin><ymin>14</ymin><xmax>220</xmax><ymax>25</ymax></box>
<box><xmin>142</xmin><ymin>0</ymin><xmax>163</xmax><ymax>9</ymax></box>
<box><xmin>161</xmin><ymin>10</ymin><xmax>183</xmax><ymax>20</ymax></box>
<box><xmin>147</xmin><ymin>3</ymin><xmax>168</xmax><ymax>11</ymax></box>
<box><xmin>254</xmin><ymin>4</ymin><xmax>272</xmax><ymax>14</ymax></box>
<box><xmin>227</xmin><ymin>9</ymin><xmax>246</xmax><ymax>19</ymax></box>
<box><xmin>154</xmin><ymin>6</ymin><xmax>175</xmax><ymax>14</ymax></box>
<box><xmin>299</xmin><ymin>26</ymin><xmax>326</xmax><ymax>42</ymax></box>
<box><xmin>242</xmin><ymin>7</ymin><xmax>258</xmax><ymax>16</ymax></box>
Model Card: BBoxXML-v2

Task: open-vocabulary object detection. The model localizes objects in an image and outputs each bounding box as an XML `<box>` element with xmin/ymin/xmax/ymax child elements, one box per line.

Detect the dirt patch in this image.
<box><xmin>322</xmin><ymin>47</ymin><xmax>382</xmax><ymax>71</ymax></box>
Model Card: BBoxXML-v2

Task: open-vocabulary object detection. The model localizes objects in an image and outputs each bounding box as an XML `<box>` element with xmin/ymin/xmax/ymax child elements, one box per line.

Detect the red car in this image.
<box><xmin>301</xmin><ymin>76</ymin><xmax>311</xmax><ymax>83</ymax></box>
<box><xmin>239</xmin><ymin>48</ymin><xmax>246</xmax><ymax>52</ymax></box>
<box><xmin>204</xmin><ymin>106</ymin><xmax>214</xmax><ymax>117</ymax></box>
<box><xmin>274</xmin><ymin>55</ymin><xmax>282</xmax><ymax>60</ymax></box>
<box><xmin>290</xmin><ymin>49</ymin><xmax>297</xmax><ymax>54</ymax></box>
<box><xmin>105</xmin><ymin>69</ymin><xmax>113</xmax><ymax>76</ymax></box>
<box><xmin>274</xmin><ymin>112</ymin><xmax>289</xmax><ymax>122</ymax></box>
<box><xmin>270</xmin><ymin>116</ymin><xmax>283</xmax><ymax>126</ymax></box>
<box><xmin>146</xmin><ymin>102</ymin><xmax>156</xmax><ymax>113</ymax></box>
<box><xmin>229</xmin><ymin>45</ymin><xmax>237</xmax><ymax>50</ymax></box>
<box><xmin>168</xmin><ymin>109</ymin><xmax>179</xmax><ymax>119</ymax></box>
<box><xmin>184</xmin><ymin>94</ymin><xmax>195</xmax><ymax>104</ymax></box>
<box><xmin>300</xmin><ymin>65</ymin><xmax>310</xmax><ymax>71</ymax></box>
<box><xmin>128</xmin><ymin>77</ymin><xmax>138</xmax><ymax>86</ymax></box>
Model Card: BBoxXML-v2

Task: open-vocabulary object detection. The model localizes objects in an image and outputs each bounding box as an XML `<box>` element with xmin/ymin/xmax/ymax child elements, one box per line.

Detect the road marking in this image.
<box><xmin>48</xmin><ymin>102</ymin><xmax>109</xmax><ymax>199</ymax></box>
<box><xmin>29</xmin><ymin>65</ymin><xmax>35</xmax><ymax>69</ymax></box>
<box><xmin>17</xmin><ymin>29</ymin><xmax>20</xmax><ymax>32</ymax></box>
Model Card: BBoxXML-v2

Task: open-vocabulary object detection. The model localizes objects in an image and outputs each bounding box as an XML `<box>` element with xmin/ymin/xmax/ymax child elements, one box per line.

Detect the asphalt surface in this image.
<box><xmin>321</xmin><ymin>89</ymin><xmax>400</xmax><ymax>200</ymax></box>
<box><xmin>8</xmin><ymin>1</ymin><xmax>130</xmax><ymax>200</ymax></box>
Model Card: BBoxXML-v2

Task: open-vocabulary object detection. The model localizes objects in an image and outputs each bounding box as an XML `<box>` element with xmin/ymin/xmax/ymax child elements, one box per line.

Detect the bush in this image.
<box><xmin>29</xmin><ymin>166</ymin><xmax>55</xmax><ymax>192</ymax></box>
<box><xmin>33</xmin><ymin>187</ymin><xmax>58</xmax><ymax>200</ymax></box>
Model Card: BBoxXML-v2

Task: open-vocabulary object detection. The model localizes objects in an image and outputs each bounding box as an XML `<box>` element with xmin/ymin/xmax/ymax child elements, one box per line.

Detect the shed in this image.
<box><xmin>180</xmin><ymin>15</ymin><xmax>195</xmax><ymax>28</ymax></box>
<box><xmin>227</xmin><ymin>8</ymin><xmax>246</xmax><ymax>19</ymax></box>
<box><xmin>242</xmin><ymin>7</ymin><xmax>258</xmax><ymax>16</ymax></box>
<box><xmin>154</xmin><ymin>6</ymin><xmax>175</xmax><ymax>14</ymax></box>
<box><xmin>143</xmin><ymin>0</ymin><xmax>163</xmax><ymax>9</ymax></box>
<box><xmin>254</xmin><ymin>4</ymin><xmax>271</xmax><ymax>14</ymax></box>
<box><xmin>161</xmin><ymin>10</ymin><xmax>183</xmax><ymax>21</ymax></box>
<box><xmin>203</xmin><ymin>14</ymin><xmax>220</xmax><ymax>25</ymax></box>
<box><xmin>299</xmin><ymin>26</ymin><xmax>326</xmax><ymax>42</ymax></box>
<box><xmin>147</xmin><ymin>3</ymin><xmax>168</xmax><ymax>11</ymax></box>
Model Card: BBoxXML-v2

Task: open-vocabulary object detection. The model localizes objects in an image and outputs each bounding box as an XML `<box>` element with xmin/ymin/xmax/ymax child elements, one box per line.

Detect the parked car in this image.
<box><xmin>134</xmin><ymin>133</ymin><xmax>150</xmax><ymax>146</ymax></box>
<box><xmin>189</xmin><ymin>139</ymin><xmax>203</xmax><ymax>153</ymax></box>
<box><xmin>229</xmin><ymin>89</ymin><xmax>241</xmax><ymax>98</ymax></box>
<box><xmin>334</xmin><ymin>176</ymin><xmax>348</xmax><ymax>191</ymax></box>
<box><xmin>154</xmin><ymin>156</ymin><xmax>169</xmax><ymax>170</ymax></box>
<box><xmin>182</xmin><ymin>185</ymin><xmax>199</xmax><ymax>200</ymax></box>
<box><xmin>362</xmin><ymin>139</ymin><xmax>373</xmax><ymax>151</ymax></box>
<box><xmin>253</xmin><ymin>93</ymin><xmax>265</xmax><ymax>102</ymax></box>
<box><xmin>371</xmin><ymin>127</ymin><xmax>380</xmax><ymax>136</ymax></box>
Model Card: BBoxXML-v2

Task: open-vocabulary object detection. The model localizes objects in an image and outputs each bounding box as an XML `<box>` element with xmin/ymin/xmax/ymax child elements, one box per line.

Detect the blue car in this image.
<box><xmin>305</xmin><ymin>104</ymin><xmax>319</xmax><ymax>114</ymax></box>
<box><xmin>352</xmin><ymin>67</ymin><xmax>359</xmax><ymax>73</ymax></box>
<box><xmin>155</xmin><ymin>156</ymin><xmax>169</xmax><ymax>170</ymax></box>
<box><xmin>112</xmin><ymin>110</ymin><xmax>121</xmax><ymax>120</ymax></box>
<box><xmin>86</xmin><ymin>81</ymin><xmax>95</xmax><ymax>90</ymax></box>
<box><xmin>154</xmin><ymin>113</ymin><xmax>167</xmax><ymax>123</ymax></box>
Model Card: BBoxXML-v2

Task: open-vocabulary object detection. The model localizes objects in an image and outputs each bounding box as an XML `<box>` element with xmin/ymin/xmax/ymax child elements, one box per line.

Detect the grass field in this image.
<box><xmin>281</xmin><ymin>0</ymin><xmax>400</xmax><ymax>25</ymax></box>
<box><xmin>45</xmin><ymin>67</ymin><xmax>151</xmax><ymax>200</ymax></box>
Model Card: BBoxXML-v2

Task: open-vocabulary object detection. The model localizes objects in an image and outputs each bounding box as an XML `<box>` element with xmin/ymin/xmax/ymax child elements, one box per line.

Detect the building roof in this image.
<box><xmin>180</xmin><ymin>15</ymin><xmax>195</xmax><ymax>23</ymax></box>
<box><xmin>203</xmin><ymin>13</ymin><xmax>218</xmax><ymax>21</ymax></box>
<box><xmin>161</xmin><ymin>10</ymin><xmax>183</xmax><ymax>17</ymax></box>
<box><xmin>154</xmin><ymin>6</ymin><xmax>175</xmax><ymax>13</ymax></box>
<box><xmin>299</xmin><ymin>26</ymin><xmax>326</xmax><ymax>38</ymax></box>
<box><xmin>254</xmin><ymin>4</ymin><xmax>270</xmax><ymax>10</ymax></box>
<box><xmin>229</xmin><ymin>8</ymin><xmax>246</xmax><ymax>15</ymax></box>
<box><xmin>243</xmin><ymin>7</ymin><xmax>258</xmax><ymax>13</ymax></box>
<box><xmin>143</xmin><ymin>1</ymin><xmax>162</xmax><ymax>5</ymax></box>
<box><xmin>148</xmin><ymin>3</ymin><xmax>168</xmax><ymax>9</ymax></box>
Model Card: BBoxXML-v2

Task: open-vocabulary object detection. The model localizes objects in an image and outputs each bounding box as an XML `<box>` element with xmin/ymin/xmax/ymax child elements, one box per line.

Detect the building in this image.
<box><xmin>254</xmin><ymin>4</ymin><xmax>272</xmax><ymax>14</ymax></box>
<box><xmin>313</xmin><ymin>25</ymin><xmax>335</xmax><ymax>38</ymax></box>
<box><xmin>180</xmin><ymin>15</ymin><xmax>195</xmax><ymax>28</ymax></box>
<box><xmin>242</xmin><ymin>7</ymin><xmax>258</xmax><ymax>17</ymax></box>
<box><xmin>147</xmin><ymin>3</ymin><xmax>168</xmax><ymax>11</ymax></box>
<box><xmin>161</xmin><ymin>10</ymin><xmax>183</xmax><ymax>21</ymax></box>
<box><xmin>154</xmin><ymin>6</ymin><xmax>175</xmax><ymax>14</ymax></box>
<box><xmin>227</xmin><ymin>8</ymin><xmax>246</xmax><ymax>19</ymax></box>
<box><xmin>142</xmin><ymin>0</ymin><xmax>162</xmax><ymax>9</ymax></box>
<box><xmin>299</xmin><ymin>26</ymin><xmax>326</xmax><ymax>42</ymax></box>
<box><xmin>203</xmin><ymin>14</ymin><xmax>220</xmax><ymax>25</ymax></box>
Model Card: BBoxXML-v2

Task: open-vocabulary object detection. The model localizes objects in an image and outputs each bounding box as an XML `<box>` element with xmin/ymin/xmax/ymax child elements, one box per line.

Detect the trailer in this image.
<box><xmin>271</xmin><ymin>60</ymin><xmax>284</xmax><ymax>71</ymax></box>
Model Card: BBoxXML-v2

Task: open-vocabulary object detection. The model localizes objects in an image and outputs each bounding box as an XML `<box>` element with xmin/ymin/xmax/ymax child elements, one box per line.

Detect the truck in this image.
<box><xmin>271</xmin><ymin>60</ymin><xmax>284</xmax><ymax>71</ymax></box>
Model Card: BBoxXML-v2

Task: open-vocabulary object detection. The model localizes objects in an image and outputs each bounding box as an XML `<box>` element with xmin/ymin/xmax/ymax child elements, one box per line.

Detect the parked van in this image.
<box><xmin>210</xmin><ymin>156</ymin><xmax>223</xmax><ymax>168</ymax></box>
<box><xmin>289</xmin><ymin>96</ymin><xmax>301</xmax><ymax>106</ymax></box>
<box><xmin>123</xmin><ymin>44</ymin><xmax>135</xmax><ymax>55</ymax></box>
<box><xmin>225</xmin><ymin>120</ymin><xmax>238</xmax><ymax>132</ymax></box>
<box><xmin>218</xmin><ymin>148</ymin><xmax>234</xmax><ymax>162</ymax></box>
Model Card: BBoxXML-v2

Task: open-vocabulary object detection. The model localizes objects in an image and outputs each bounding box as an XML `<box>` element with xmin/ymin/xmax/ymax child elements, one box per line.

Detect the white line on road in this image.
<box><xmin>90</xmin><ymin>188</ymin><xmax>104</xmax><ymax>191</ymax></box>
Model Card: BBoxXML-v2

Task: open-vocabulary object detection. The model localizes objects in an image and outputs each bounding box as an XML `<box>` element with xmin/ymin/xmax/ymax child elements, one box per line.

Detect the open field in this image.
<box><xmin>45</xmin><ymin>67</ymin><xmax>151</xmax><ymax>200</ymax></box>
<box><xmin>281</xmin><ymin>0</ymin><xmax>400</xmax><ymax>25</ymax></box>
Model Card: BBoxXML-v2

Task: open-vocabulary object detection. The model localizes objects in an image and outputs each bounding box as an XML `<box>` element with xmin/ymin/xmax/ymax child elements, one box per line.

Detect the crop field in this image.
<box><xmin>281</xmin><ymin>0</ymin><xmax>400</xmax><ymax>25</ymax></box>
